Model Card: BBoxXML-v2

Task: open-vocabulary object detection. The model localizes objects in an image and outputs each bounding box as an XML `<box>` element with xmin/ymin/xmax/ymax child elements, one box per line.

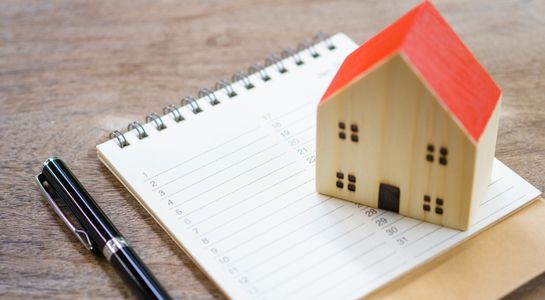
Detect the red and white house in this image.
<box><xmin>315</xmin><ymin>1</ymin><xmax>501</xmax><ymax>230</ymax></box>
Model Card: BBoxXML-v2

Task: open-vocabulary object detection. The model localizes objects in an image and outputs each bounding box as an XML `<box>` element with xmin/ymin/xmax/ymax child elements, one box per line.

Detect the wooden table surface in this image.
<box><xmin>1</xmin><ymin>0</ymin><xmax>544</xmax><ymax>298</ymax></box>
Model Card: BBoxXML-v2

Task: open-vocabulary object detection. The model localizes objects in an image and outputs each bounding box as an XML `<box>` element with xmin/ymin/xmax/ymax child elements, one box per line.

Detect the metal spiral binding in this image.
<box><xmin>163</xmin><ymin>104</ymin><xmax>184</xmax><ymax>122</ymax></box>
<box><xmin>314</xmin><ymin>32</ymin><xmax>335</xmax><ymax>50</ymax></box>
<box><xmin>146</xmin><ymin>112</ymin><xmax>166</xmax><ymax>130</ymax></box>
<box><xmin>127</xmin><ymin>121</ymin><xmax>148</xmax><ymax>139</ymax></box>
<box><xmin>265</xmin><ymin>54</ymin><xmax>287</xmax><ymax>73</ymax></box>
<box><xmin>215</xmin><ymin>79</ymin><xmax>237</xmax><ymax>98</ymax></box>
<box><xmin>198</xmin><ymin>88</ymin><xmax>220</xmax><ymax>106</ymax></box>
<box><xmin>232</xmin><ymin>71</ymin><xmax>254</xmax><ymax>90</ymax></box>
<box><xmin>281</xmin><ymin>47</ymin><xmax>304</xmax><ymax>66</ymax></box>
<box><xmin>110</xmin><ymin>33</ymin><xmax>336</xmax><ymax>148</ymax></box>
<box><xmin>110</xmin><ymin>130</ymin><xmax>129</xmax><ymax>148</ymax></box>
<box><xmin>248</xmin><ymin>64</ymin><xmax>271</xmax><ymax>81</ymax></box>
<box><xmin>181</xmin><ymin>96</ymin><xmax>202</xmax><ymax>114</ymax></box>
<box><xmin>297</xmin><ymin>39</ymin><xmax>319</xmax><ymax>58</ymax></box>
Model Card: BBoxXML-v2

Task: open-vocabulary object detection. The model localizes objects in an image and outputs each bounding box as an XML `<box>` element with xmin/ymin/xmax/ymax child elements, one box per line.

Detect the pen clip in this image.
<box><xmin>35</xmin><ymin>173</ymin><xmax>94</xmax><ymax>251</ymax></box>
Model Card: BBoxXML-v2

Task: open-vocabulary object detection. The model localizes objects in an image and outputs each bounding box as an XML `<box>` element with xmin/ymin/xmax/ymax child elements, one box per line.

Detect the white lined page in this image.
<box><xmin>97</xmin><ymin>33</ymin><xmax>540</xmax><ymax>300</ymax></box>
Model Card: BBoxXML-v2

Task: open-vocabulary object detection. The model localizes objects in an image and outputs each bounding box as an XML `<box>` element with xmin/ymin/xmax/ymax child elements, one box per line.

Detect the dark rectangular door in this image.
<box><xmin>378</xmin><ymin>183</ymin><xmax>400</xmax><ymax>213</ymax></box>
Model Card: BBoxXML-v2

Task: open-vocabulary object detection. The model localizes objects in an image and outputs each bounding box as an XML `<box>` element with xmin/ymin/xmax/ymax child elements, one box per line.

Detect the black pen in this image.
<box><xmin>36</xmin><ymin>157</ymin><xmax>171</xmax><ymax>300</ymax></box>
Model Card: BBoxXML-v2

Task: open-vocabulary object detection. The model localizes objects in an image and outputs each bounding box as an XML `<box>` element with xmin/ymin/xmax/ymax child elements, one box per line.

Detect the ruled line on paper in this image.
<box><xmin>144</xmin><ymin>126</ymin><xmax>260</xmax><ymax>182</ymax></box>
<box><xmin>382</xmin><ymin>216</ymin><xmax>404</xmax><ymax>230</ymax></box>
<box><xmin>371</xmin><ymin>211</ymin><xmax>388</xmax><ymax>221</ymax></box>
<box><xmin>152</xmin><ymin>135</ymin><xmax>272</xmax><ymax>191</ymax></box>
<box><xmin>191</xmin><ymin>173</ymin><xmax>311</xmax><ymax>232</ymax></box>
<box><xmin>403</xmin><ymin>227</ymin><xmax>442</xmax><ymax>248</ymax></box>
<box><xmin>393</xmin><ymin>221</ymin><xmax>423</xmax><ymax>238</ymax></box>
<box><xmin>309</xmin><ymin>252</ymin><xmax>398</xmax><ymax>299</ymax></box>
<box><xmin>270</xmin><ymin>99</ymin><xmax>316</xmax><ymax>122</ymax></box>
<box><xmin>488</xmin><ymin>176</ymin><xmax>504</xmax><ymax>187</ymax></box>
<box><xmin>163</xmin><ymin>146</ymin><xmax>284</xmax><ymax>200</ymax></box>
<box><xmin>282</xmin><ymin>111</ymin><xmax>315</xmax><ymax>129</ymax></box>
<box><xmin>247</xmin><ymin>220</ymin><xmax>368</xmax><ymax>283</ymax></box>
<box><xmin>298</xmin><ymin>138</ymin><xmax>315</xmax><ymax>148</ymax></box>
<box><xmin>179</xmin><ymin>159</ymin><xmax>296</xmax><ymax>216</ymax></box>
<box><xmin>298</xmin><ymin>248</ymin><xmax>396</xmax><ymax>299</ymax></box>
<box><xmin>204</xmin><ymin>197</ymin><xmax>330</xmax><ymax>249</ymax></box>
<box><xmin>211</xmin><ymin>199</ymin><xmax>337</xmax><ymax>253</ymax></box>
<box><xmin>222</xmin><ymin>205</ymin><xmax>347</xmax><ymax>257</ymax></box>
<box><xmin>288</xmin><ymin>125</ymin><xmax>314</xmax><ymax>140</ymax></box>
<box><xmin>336</xmin><ymin>260</ymin><xmax>407</xmax><ymax>300</ymax></box>
<box><xmin>266</xmin><ymin>238</ymin><xmax>384</xmax><ymax>295</ymax></box>
<box><xmin>414</xmin><ymin>231</ymin><xmax>459</xmax><ymax>258</ymax></box>
<box><xmin>481</xmin><ymin>185</ymin><xmax>515</xmax><ymax>206</ymax></box>
<box><xmin>473</xmin><ymin>193</ymin><xmax>527</xmax><ymax>227</ymax></box>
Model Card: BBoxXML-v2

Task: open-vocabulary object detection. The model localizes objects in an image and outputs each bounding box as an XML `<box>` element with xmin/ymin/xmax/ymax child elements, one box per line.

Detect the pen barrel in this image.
<box><xmin>110</xmin><ymin>246</ymin><xmax>171</xmax><ymax>300</ymax></box>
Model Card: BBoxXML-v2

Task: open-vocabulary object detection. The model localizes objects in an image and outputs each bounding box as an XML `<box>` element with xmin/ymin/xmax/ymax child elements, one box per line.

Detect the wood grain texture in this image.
<box><xmin>0</xmin><ymin>0</ymin><xmax>543</xmax><ymax>298</ymax></box>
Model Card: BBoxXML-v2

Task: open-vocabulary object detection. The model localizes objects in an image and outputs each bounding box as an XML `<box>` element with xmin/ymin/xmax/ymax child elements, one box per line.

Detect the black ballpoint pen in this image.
<box><xmin>36</xmin><ymin>157</ymin><xmax>171</xmax><ymax>300</ymax></box>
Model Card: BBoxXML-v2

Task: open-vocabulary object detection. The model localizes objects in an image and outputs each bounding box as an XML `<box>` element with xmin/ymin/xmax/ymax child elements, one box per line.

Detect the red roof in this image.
<box><xmin>320</xmin><ymin>1</ymin><xmax>501</xmax><ymax>142</ymax></box>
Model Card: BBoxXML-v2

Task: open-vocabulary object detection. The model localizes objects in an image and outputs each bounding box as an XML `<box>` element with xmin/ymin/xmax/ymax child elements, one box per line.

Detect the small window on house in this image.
<box><xmin>347</xmin><ymin>183</ymin><xmax>356</xmax><ymax>192</ymax></box>
<box><xmin>426</xmin><ymin>144</ymin><xmax>435</xmax><ymax>162</ymax></box>
<box><xmin>423</xmin><ymin>204</ymin><xmax>431</xmax><ymax>211</ymax></box>
<box><xmin>338</xmin><ymin>121</ymin><xmax>346</xmax><ymax>140</ymax></box>
<box><xmin>336</xmin><ymin>171</ymin><xmax>346</xmax><ymax>190</ymax></box>
<box><xmin>350</xmin><ymin>124</ymin><xmax>358</xmax><ymax>132</ymax></box>
<box><xmin>348</xmin><ymin>174</ymin><xmax>356</xmax><ymax>183</ymax></box>
<box><xmin>439</xmin><ymin>146</ymin><xmax>448</xmax><ymax>166</ymax></box>
<box><xmin>435</xmin><ymin>197</ymin><xmax>444</xmax><ymax>215</ymax></box>
<box><xmin>349</xmin><ymin>123</ymin><xmax>359</xmax><ymax>142</ymax></box>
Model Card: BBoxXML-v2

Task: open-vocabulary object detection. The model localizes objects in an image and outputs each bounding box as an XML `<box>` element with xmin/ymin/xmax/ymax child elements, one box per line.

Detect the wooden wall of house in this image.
<box><xmin>317</xmin><ymin>54</ymin><xmax>486</xmax><ymax>230</ymax></box>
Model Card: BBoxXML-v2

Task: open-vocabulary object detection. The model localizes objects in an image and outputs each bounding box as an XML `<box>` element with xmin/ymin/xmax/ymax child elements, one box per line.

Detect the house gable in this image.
<box><xmin>320</xmin><ymin>1</ymin><xmax>501</xmax><ymax>143</ymax></box>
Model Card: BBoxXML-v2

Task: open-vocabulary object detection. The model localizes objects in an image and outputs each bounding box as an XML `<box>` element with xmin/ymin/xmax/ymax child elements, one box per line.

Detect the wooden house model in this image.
<box><xmin>315</xmin><ymin>1</ymin><xmax>501</xmax><ymax>230</ymax></box>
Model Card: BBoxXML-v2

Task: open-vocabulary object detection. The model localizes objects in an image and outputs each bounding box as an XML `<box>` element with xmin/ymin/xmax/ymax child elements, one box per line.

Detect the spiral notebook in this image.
<box><xmin>96</xmin><ymin>33</ymin><xmax>540</xmax><ymax>299</ymax></box>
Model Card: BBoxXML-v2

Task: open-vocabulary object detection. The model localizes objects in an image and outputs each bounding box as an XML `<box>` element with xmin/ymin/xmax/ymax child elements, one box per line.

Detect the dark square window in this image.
<box><xmin>423</xmin><ymin>204</ymin><xmax>430</xmax><ymax>211</ymax></box>
<box><xmin>436</xmin><ymin>198</ymin><xmax>444</xmax><ymax>205</ymax></box>
<box><xmin>338</xmin><ymin>122</ymin><xmax>345</xmax><ymax>129</ymax></box>
<box><xmin>336</xmin><ymin>172</ymin><xmax>344</xmax><ymax>179</ymax></box>
<box><xmin>424</xmin><ymin>195</ymin><xmax>431</xmax><ymax>202</ymax></box>
<box><xmin>339</xmin><ymin>132</ymin><xmax>346</xmax><ymax>139</ymax></box>
<box><xmin>427</xmin><ymin>144</ymin><xmax>435</xmax><ymax>152</ymax></box>
<box><xmin>336</xmin><ymin>181</ymin><xmax>344</xmax><ymax>189</ymax></box>
<box><xmin>439</xmin><ymin>157</ymin><xmax>447</xmax><ymax>165</ymax></box>
<box><xmin>426</xmin><ymin>154</ymin><xmax>434</xmax><ymax>162</ymax></box>
<box><xmin>351</xmin><ymin>134</ymin><xmax>358</xmax><ymax>142</ymax></box>
<box><xmin>435</xmin><ymin>207</ymin><xmax>443</xmax><ymax>214</ymax></box>
<box><xmin>347</xmin><ymin>183</ymin><xmax>356</xmax><ymax>192</ymax></box>
<box><xmin>350</xmin><ymin>124</ymin><xmax>358</xmax><ymax>132</ymax></box>
<box><xmin>348</xmin><ymin>174</ymin><xmax>356</xmax><ymax>183</ymax></box>
<box><xmin>440</xmin><ymin>147</ymin><xmax>448</xmax><ymax>156</ymax></box>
